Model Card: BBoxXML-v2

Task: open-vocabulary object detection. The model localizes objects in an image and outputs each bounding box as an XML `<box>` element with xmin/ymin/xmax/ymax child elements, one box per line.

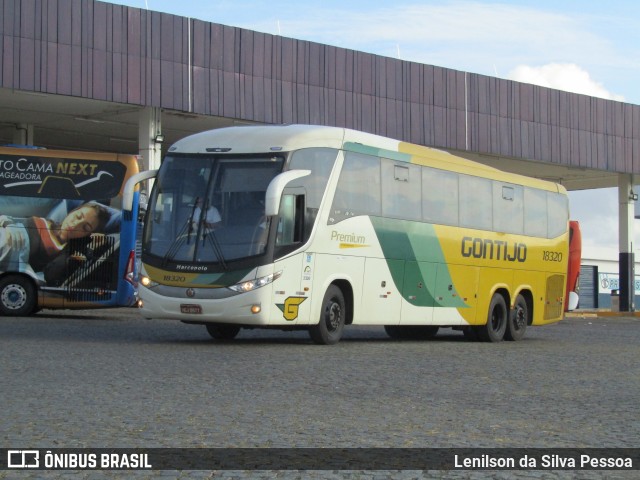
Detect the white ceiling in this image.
<box><xmin>0</xmin><ymin>88</ymin><xmax>236</xmax><ymax>156</ymax></box>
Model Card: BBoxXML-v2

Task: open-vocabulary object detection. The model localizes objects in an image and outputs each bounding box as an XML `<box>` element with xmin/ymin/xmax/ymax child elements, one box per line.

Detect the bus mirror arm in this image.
<box><xmin>123</xmin><ymin>170</ymin><xmax>158</xmax><ymax>212</ymax></box>
<box><xmin>265</xmin><ymin>170</ymin><xmax>311</xmax><ymax>216</ymax></box>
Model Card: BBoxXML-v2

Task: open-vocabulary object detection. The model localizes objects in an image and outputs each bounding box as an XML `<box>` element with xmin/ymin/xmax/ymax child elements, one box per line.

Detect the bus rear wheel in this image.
<box><xmin>477</xmin><ymin>293</ymin><xmax>507</xmax><ymax>342</ymax></box>
<box><xmin>205</xmin><ymin>323</ymin><xmax>241</xmax><ymax>340</ymax></box>
<box><xmin>505</xmin><ymin>294</ymin><xmax>528</xmax><ymax>341</ymax></box>
<box><xmin>309</xmin><ymin>285</ymin><xmax>345</xmax><ymax>345</ymax></box>
<box><xmin>0</xmin><ymin>275</ymin><xmax>37</xmax><ymax>317</ymax></box>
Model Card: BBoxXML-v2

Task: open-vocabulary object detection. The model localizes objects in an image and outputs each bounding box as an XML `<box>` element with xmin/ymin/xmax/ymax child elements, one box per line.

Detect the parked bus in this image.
<box><xmin>125</xmin><ymin>124</ymin><xmax>576</xmax><ymax>344</ymax></box>
<box><xmin>0</xmin><ymin>145</ymin><xmax>142</xmax><ymax>315</ymax></box>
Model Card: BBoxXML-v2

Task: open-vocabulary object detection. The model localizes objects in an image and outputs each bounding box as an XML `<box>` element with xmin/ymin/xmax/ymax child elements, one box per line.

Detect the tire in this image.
<box><xmin>309</xmin><ymin>285</ymin><xmax>345</xmax><ymax>345</ymax></box>
<box><xmin>505</xmin><ymin>294</ymin><xmax>528</xmax><ymax>341</ymax></box>
<box><xmin>477</xmin><ymin>293</ymin><xmax>508</xmax><ymax>342</ymax></box>
<box><xmin>205</xmin><ymin>323</ymin><xmax>241</xmax><ymax>340</ymax></box>
<box><xmin>0</xmin><ymin>275</ymin><xmax>37</xmax><ymax>316</ymax></box>
<box><xmin>462</xmin><ymin>326</ymin><xmax>480</xmax><ymax>341</ymax></box>
<box><xmin>384</xmin><ymin>325</ymin><xmax>439</xmax><ymax>340</ymax></box>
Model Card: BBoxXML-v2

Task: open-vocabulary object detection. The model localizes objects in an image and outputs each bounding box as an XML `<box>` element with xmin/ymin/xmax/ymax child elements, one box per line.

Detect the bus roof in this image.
<box><xmin>167</xmin><ymin>124</ymin><xmax>564</xmax><ymax>194</ymax></box>
<box><xmin>168</xmin><ymin>124</ymin><xmax>349</xmax><ymax>153</ymax></box>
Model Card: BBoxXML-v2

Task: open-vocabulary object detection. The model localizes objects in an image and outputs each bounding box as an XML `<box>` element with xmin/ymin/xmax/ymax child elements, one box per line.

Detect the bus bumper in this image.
<box><xmin>137</xmin><ymin>284</ymin><xmax>274</xmax><ymax>325</ymax></box>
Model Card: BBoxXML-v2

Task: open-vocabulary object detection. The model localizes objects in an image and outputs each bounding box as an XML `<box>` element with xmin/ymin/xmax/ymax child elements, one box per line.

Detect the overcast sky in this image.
<box><xmin>110</xmin><ymin>0</ymin><xmax>640</xmax><ymax>261</ymax></box>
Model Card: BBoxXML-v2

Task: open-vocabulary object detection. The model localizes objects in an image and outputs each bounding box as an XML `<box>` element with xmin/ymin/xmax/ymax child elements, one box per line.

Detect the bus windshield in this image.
<box><xmin>143</xmin><ymin>154</ymin><xmax>285</xmax><ymax>265</ymax></box>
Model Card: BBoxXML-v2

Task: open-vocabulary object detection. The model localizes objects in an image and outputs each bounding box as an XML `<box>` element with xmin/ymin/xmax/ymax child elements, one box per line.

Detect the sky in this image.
<box><xmin>109</xmin><ymin>0</ymin><xmax>640</xmax><ymax>262</ymax></box>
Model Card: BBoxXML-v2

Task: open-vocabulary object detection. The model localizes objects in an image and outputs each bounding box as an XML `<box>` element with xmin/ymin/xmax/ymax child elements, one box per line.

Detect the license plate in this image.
<box><xmin>180</xmin><ymin>304</ymin><xmax>202</xmax><ymax>314</ymax></box>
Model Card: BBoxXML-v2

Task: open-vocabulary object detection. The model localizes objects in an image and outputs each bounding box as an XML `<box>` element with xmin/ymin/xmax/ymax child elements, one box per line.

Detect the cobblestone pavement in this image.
<box><xmin>1</xmin><ymin>309</ymin><xmax>638</xmax><ymax>479</ymax></box>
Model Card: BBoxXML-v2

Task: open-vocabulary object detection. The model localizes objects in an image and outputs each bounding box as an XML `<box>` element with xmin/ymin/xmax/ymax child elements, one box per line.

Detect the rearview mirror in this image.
<box><xmin>265</xmin><ymin>170</ymin><xmax>311</xmax><ymax>216</ymax></box>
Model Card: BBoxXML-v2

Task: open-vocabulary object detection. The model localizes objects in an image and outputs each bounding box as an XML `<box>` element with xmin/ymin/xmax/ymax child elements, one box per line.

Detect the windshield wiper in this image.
<box><xmin>162</xmin><ymin>198</ymin><xmax>228</xmax><ymax>270</ymax></box>
<box><xmin>162</xmin><ymin>220</ymin><xmax>192</xmax><ymax>267</ymax></box>
<box><xmin>162</xmin><ymin>197</ymin><xmax>202</xmax><ymax>266</ymax></box>
<box><xmin>187</xmin><ymin>197</ymin><xmax>199</xmax><ymax>243</ymax></box>
<box><xmin>202</xmin><ymin>225</ymin><xmax>229</xmax><ymax>271</ymax></box>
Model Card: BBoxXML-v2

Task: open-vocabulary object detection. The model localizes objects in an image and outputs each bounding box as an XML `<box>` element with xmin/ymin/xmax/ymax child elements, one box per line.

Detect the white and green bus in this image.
<box><xmin>124</xmin><ymin>124</ymin><xmax>575</xmax><ymax>344</ymax></box>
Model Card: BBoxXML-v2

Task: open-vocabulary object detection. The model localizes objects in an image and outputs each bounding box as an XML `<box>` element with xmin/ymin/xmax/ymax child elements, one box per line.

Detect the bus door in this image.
<box><xmin>272</xmin><ymin>190</ymin><xmax>314</xmax><ymax>325</ymax></box>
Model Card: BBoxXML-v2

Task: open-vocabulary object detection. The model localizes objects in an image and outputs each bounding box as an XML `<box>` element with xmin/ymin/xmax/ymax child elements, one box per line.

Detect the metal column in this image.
<box><xmin>13</xmin><ymin>123</ymin><xmax>34</xmax><ymax>145</ymax></box>
<box><xmin>138</xmin><ymin>107</ymin><xmax>163</xmax><ymax>199</ymax></box>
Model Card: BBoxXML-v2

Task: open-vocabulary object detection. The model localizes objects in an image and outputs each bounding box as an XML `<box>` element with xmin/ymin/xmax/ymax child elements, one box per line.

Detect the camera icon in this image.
<box><xmin>7</xmin><ymin>450</ymin><xmax>39</xmax><ymax>468</ymax></box>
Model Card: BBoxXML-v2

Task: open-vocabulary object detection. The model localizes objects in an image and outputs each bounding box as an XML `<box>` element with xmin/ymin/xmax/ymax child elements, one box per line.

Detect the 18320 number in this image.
<box><xmin>542</xmin><ymin>250</ymin><xmax>563</xmax><ymax>262</ymax></box>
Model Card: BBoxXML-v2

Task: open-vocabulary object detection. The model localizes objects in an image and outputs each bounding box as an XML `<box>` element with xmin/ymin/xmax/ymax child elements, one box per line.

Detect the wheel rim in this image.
<box><xmin>1</xmin><ymin>284</ymin><xmax>27</xmax><ymax>310</ymax></box>
<box><xmin>491</xmin><ymin>304</ymin><xmax>506</xmax><ymax>332</ymax></box>
<box><xmin>325</xmin><ymin>300</ymin><xmax>342</xmax><ymax>332</ymax></box>
<box><xmin>513</xmin><ymin>305</ymin><xmax>526</xmax><ymax>331</ymax></box>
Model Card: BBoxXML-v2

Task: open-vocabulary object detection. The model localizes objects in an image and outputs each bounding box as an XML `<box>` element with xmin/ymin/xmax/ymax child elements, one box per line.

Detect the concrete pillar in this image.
<box><xmin>138</xmin><ymin>107</ymin><xmax>162</xmax><ymax>171</ymax></box>
<box><xmin>138</xmin><ymin>107</ymin><xmax>162</xmax><ymax>202</ymax></box>
<box><xmin>618</xmin><ymin>174</ymin><xmax>635</xmax><ymax>311</ymax></box>
<box><xmin>13</xmin><ymin>124</ymin><xmax>34</xmax><ymax>145</ymax></box>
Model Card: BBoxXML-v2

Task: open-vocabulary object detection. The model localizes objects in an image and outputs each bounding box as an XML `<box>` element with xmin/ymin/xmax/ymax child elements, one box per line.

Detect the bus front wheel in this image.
<box><xmin>0</xmin><ymin>275</ymin><xmax>37</xmax><ymax>316</ymax></box>
<box><xmin>477</xmin><ymin>293</ymin><xmax>508</xmax><ymax>342</ymax></box>
<box><xmin>206</xmin><ymin>323</ymin><xmax>241</xmax><ymax>340</ymax></box>
<box><xmin>309</xmin><ymin>285</ymin><xmax>345</xmax><ymax>345</ymax></box>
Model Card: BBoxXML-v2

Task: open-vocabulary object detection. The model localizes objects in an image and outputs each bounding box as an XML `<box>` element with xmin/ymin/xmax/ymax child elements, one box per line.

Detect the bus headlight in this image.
<box><xmin>228</xmin><ymin>271</ymin><xmax>282</xmax><ymax>293</ymax></box>
<box><xmin>140</xmin><ymin>275</ymin><xmax>155</xmax><ymax>287</ymax></box>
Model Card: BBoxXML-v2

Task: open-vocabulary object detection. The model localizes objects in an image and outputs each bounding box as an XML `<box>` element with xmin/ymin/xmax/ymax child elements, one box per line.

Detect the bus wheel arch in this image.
<box><xmin>477</xmin><ymin>289</ymin><xmax>509</xmax><ymax>342</ymax></box>
<box><xmin>309</xmin><ymin>282</ymin><xmax>350</xmax><ymax>345</ymax></box>
<box><xmin>0</xmin><ymin>273</ymin><xmax>38</xmax><ymax>316</ymax></box>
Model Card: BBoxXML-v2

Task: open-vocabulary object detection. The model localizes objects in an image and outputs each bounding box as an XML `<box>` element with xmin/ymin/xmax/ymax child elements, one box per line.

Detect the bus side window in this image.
<box><xmin>276</xmin><ymin>194</ymin><xmax>305</xmax><ymax>246</ymax></box>
<box><xmin>459</xmin><ymin>175</ymin><xmax>492</xmax><ymax>230</ymax></box>
<box><xmin>524</xmin><ymin>188</ymin><xmax>547</xmax><ymax>237</ymax></box>
<box><xmin>547</xmin><ymin>192</ymin><xmax>569</xmax><ymax>238</ymax></box>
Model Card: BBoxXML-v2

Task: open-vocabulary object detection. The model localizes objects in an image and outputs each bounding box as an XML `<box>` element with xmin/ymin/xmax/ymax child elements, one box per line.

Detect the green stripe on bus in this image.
<box><xmin>371</xmin><ymin>217</ymin><xmax>468</xmax><ymax>308</ymax></box>
<box><xmin>343</xmin><ymin>142</ymin><xmax>411</xmax><ymax>163</ymax></box>
<box><xmin>193</xmin><ymin>269</ymin><xmax>252</xmax><ymax>287</ymax></box>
